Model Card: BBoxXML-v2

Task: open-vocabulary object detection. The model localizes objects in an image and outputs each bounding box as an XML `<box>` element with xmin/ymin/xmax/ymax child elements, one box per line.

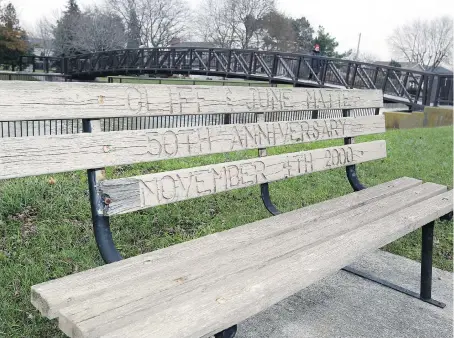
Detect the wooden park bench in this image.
<box><xmin>0</xmin><ymin>81</ymin><xmax>452</xmax><ymax>338</ymax></box>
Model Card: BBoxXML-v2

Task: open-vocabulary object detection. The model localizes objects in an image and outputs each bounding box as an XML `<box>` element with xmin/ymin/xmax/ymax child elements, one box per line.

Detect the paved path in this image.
<box><xmin>238</xmin><ymin>250</ymin><xmax>453</xmax><ymax>338</ymax></box>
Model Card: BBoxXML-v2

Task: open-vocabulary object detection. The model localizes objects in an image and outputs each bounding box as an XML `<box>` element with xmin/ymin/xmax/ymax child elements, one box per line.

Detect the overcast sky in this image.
<box><xmin>8</xmin><ymin>0</ymin><xmax>454</xmax><ymax>60</ymax></box>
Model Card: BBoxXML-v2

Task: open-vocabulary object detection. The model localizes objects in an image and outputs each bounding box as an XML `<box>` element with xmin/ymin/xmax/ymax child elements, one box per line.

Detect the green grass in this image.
<box><xmin>0</xmin><ymin>126</ymin><xmax>452</xmax><ymax>336</ymax></box>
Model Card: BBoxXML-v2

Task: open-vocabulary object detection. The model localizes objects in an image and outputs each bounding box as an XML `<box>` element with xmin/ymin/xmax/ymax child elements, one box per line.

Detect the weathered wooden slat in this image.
<box><xmin>31</xmin><ymin>177</ymin><xmax>421</xmax><ymax>319</ymax></box>
<box><xmin>54</xmin><ymin>186</ymin><xmax>450</xmax><ymax>338</ymax></box>
<box><xmin>0</xmin><ymin>116</ymin><xmax>385</xmax><ymax>179</ymax></box>
<box><xmin>102</xmin><ymin>191</ymin><xmax>452</xmax><ymax>338</ymax></box>
<box><xmin>0</xmin><ymin>81</ymin><xmax>383</xmax><ymax>121</ymax></box>
<box><xmin>32</xmin><ymin>181</ymin><xmax>434</xmax><ymax>324</ymax></box>
<box><xmin>100</xmin><ymin>141</ymin><xmax>387</xmax><ymax>215</ymax></box>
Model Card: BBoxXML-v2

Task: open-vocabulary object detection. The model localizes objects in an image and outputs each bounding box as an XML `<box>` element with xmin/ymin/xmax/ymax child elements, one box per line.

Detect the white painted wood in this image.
<box><xmin>30</xmin><ymin>177</ymin><xmax>422</xmax><ymax>319</ymax></box>
<box><xmin>0</xmin><ymin>81</ymin><xmax>383</xmax><ymax>121</ymax></box>
<box><xmin>52</xmin><ymin>185</ymin><xmax>450</xmax><ymax>338</ymax></box>
<box><xmin>0</xmin><ymin>115</ymin><xmax>385</xmax><ymax>179</ymax></box>
<box><xmin>100</xmin><ymin>141</ymin><xmax>387</xmax><ymax>215</ymax></box>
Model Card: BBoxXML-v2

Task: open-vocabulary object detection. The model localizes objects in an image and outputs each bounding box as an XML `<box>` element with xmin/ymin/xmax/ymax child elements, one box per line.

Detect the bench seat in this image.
<box><xmin>31</xmin><ymin>177</ymin><xmax>452</xmax><ymax>338</ymax></box>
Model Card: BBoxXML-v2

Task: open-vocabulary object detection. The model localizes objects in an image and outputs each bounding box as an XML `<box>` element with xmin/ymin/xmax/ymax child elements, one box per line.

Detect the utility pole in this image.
<box><xmin>356</xmin><ymin>33</ymin><xmax>362</xmax><ymax>59</ymax></box>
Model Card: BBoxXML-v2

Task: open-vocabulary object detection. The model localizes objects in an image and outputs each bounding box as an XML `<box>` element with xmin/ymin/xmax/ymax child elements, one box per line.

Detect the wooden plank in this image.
<box><xmin>53</xmin><ymin>185</ymin><xmax>450</xmax><ymax>338</ymax></box>
<box><xmin>100</xmin><ymin>141</ymin><xmax>387</xmax><ymax>215</ymax></box>
<box><xmin>0</xmin><ymin>81</ymin><xmax>383</xmax><ymax>121</ymax></box>
<box><xmin>32</xmin><ymin>180</ymin><xmax>436</xmax><ymax>324</ymax></box>
<box><xmin>29</xmin><ymin>178</ymin><xmax>423</xmax><ymax>318</ymax></box>
<box><xmin>101</xmin><ymin>191</ymin><xmax>453</xmax><ymax>338</ymax></box>
<box><xmin>0</xmin><ymin>115</ymin><xmax>385</xmax><ymax>179</ymax></box>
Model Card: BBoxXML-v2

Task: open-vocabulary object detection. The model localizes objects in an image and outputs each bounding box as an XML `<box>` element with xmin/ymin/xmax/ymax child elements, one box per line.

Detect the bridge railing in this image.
<box><xmin>434</xmin><ymin>75</ymin><xmax>453</xmax><ymax>106</ymax></box>
<box><xmin>17</xmin><ymin>49</ymin><xmax>453</xmax><ymax>108</ymax></box>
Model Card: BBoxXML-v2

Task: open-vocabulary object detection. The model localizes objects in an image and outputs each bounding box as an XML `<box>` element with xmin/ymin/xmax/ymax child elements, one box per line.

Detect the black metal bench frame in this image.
<box><xmin>83</xmin><ymin>110</ymin><xmax>450</xmax><ymax>338</ymax></box>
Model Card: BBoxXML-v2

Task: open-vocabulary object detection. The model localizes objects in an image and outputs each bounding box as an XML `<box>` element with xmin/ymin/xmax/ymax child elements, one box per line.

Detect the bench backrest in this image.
<box><xmin>0</xmin><ymin>81</ymin><xmax>385</xmax><ymax>216</ymax></box>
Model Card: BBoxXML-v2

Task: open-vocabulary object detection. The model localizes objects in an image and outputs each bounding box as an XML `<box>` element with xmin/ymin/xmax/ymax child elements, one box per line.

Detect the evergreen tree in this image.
<box><xmin>127</xmin><ymin>5</ymin><xmax>140</xmax><ymax>48</ymax></box>
<box><xmin>1</xmin><ymin>2</ymin><xmax>19</xmax><ymax>29</ymax></box>
<box><xmin>53</xmin><ymin>0</ymin><xmax>82</xmax><ymax>56</ymax></box>
<box><xmin>0</xmin><ymin>2</ymin><xmax>28</xmax><ymax>68</ymax></box>
<box><xmin>291</xmin><ymin>17</ymin><xmax>313</xmax><ymax>53</ymax></box>
<box><xmin>389</xmin><ymin>59</ymin><xmax>402</xmax><ymax>68</ymax></box>
<box><xmin>312</xmin><ymin>26</ymin><xmax>351</xmax><ymax>58</ymax></box>
<box><xmin>260</xmin><ymin>11</ymin><xmax>296</xmax><ymax>51</ymax></box>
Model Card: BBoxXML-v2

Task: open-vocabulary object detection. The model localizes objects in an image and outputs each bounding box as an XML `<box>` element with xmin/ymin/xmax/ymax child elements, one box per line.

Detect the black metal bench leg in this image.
<box><xmin>260</xmin><ymin>183</ymin><xmax>281</xmax><ymax>215</ymax></box>
<box><xmin>87</xmin><ymin>168</ymin><xmax>123</xmax><ymax>264</ymax></box>
<box><xmin>345</xmin><ymin>165</ymin><xmax>365</xmax><ymax>191</ymax></box>
<box><xmin>341</xmin><ymin>109</ymin><xmax>446</xmax><ymax>308</ymax></box>
<box><xmin>259</xmin><ymin>110</ymin><xmax>446</xmax><ymax>308</ymax></box>
<box><xmin>419</xmin><ymin>221</ymin><xmax>445</xmax><ymax>307</ymax></box>
<box><xmin>420</xmin><ymin>221</ymin><xmax>434</xmax><ymax>301</ymax></box>
<box><xmin>84</xmin><ymin>119</ymin><xmax>123</xmax><ymax>264</ymax></box>
<box><xmin>343</xmin><ymin>221</ymin><xmax>446</xmax><ymax>308</ymax></box>
<box><xmin>214</xmin><ymin>325</ymin><xmax>237</xmax><ymax>338</ymax></box>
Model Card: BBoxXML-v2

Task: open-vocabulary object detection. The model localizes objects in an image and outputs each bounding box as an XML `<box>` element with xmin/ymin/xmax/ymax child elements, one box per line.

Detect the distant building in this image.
<box><xmin>374</xmin><ymin>61</ymin><xmax>452</xmax><ymax>74</ymax></box>
<box><xmin>28</xmin><ymin>38</ymin><xmax>47</xmax><ymax>56</ymax></box>
<box><xmin>427</xmin><ymin>65</ymin><xmax>453</xmax><ymax>75</ymax></box>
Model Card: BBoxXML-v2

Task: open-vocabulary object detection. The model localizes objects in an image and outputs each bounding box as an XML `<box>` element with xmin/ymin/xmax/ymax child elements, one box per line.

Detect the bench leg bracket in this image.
<box><xmin>342</xmin><ymin>266</ymin><xmax>446</xmax><ymax>308</ymax></box>
<box><xmin>343</xmin><ymin>221</ymin><xmax>446</xmax><ymax>309</ymax></box>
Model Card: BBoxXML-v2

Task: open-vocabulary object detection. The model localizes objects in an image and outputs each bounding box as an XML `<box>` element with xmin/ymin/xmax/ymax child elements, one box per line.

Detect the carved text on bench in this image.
<box><xmin>143</xmin><ymin>119</ymin><xmax>357</xmax><ymax>158</ymax></box>
<box><xmin>126</xmin><ymin>86</ymin><xmax>364</xmax><ymax>114</ymax></box>
<box><xmin>138</xmin><ymin>145</ymin><xmax>357</xmax><ymax>206</ymax></box>
<box><xmin>100</xmin><ymin>141</ymin><xmax>386</xmax><ymax>214</ymax></box>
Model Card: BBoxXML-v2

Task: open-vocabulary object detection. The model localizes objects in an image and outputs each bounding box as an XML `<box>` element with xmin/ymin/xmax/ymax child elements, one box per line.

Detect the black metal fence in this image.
<box><xmin>0</xmin><ymin>108</ymin><xmax>376</xmax><ymax>138</ymax></box>
<box><xmin>0</xmin><ymin>71</ymin><xmax>71</xmax><ymax>82</ymax></box>
<box><xmin>18</xmin><ymin>56</ymin><xmax>65</xmax><ymax>73</ymax></box>
<box><xmin>107</xmin><ymin>76</ymin><xmax>276</xmax><ymax>87</ymax></box>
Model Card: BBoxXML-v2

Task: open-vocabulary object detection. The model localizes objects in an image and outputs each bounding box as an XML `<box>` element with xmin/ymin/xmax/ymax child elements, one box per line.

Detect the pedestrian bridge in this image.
<box><xmin>19</xmin><ymin>48</ymin><xmax>453</xmax><ymax>110</ymax></box>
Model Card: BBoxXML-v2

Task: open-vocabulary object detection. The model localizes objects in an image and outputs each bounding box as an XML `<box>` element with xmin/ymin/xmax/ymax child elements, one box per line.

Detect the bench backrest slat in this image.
<box><xmin>0</xmin><ymin>81</ymin><xmax>383</xmax><ymax>121</ymax></box>
<box><xmin>0</xmin><ymin>116</ymin><xmax>385</xmax><ymax>179</ymax></box>
<box><xmin>100</xmin><ymin>140</ymin><xmax>387</xmax><ymax>215</ymax></box>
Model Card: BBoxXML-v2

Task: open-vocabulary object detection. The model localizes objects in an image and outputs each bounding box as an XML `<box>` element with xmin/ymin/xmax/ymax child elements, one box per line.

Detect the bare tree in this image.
<box><xmin>195</xmin><ymin>0</ymin><xmax>274</xmax><ymax>49</ymax></box>
<box><xmin>140</xmin><ymin>0</ymin><xmax>189</xmax><ymax>47</ymax></box>
<box><xmin>194</xmin><ymin>0</ymin><xmax>237</xmax><ymax>48</ymax></box>
<box><xmin>260</xmin><ymin>11</ymin><xmax>297</xmax><ymax>51</ymax></box>
<box><xmin>388</xmin><ymin>16</ymin><xmax>453</xmax><ymax>70</ymax></box>
<box><xmin>106</xmin><ymin>0</ymin><xmax>189</xmax><ymax>47</ymax></box>
<box><xmin>106</xmin><ymin>0</ymin><xmax>144</xmax><ymax>47</ymax></box>
<box><xmin>350</xmin><ymin>50</ymin><xmax>379</xmax><ymax>63</ymax></box>
<box><xmin>234</xmin><ymin>0</ymin><xmax>275</xmax><ymax>49</ymax></box>
<box><xmin>31</xmin><ymin>17</ymin><xmax>54</xmax><ymax>56</ymax></box>
<box><xmin>74</xmin><ymin>6</ymin><xmax>127</xmax><ymax>52</ymax></box>
<box><xmin>106</xmin><ymin>0</ymin><xmax>136</xmax><ymax>23</ymax></box>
